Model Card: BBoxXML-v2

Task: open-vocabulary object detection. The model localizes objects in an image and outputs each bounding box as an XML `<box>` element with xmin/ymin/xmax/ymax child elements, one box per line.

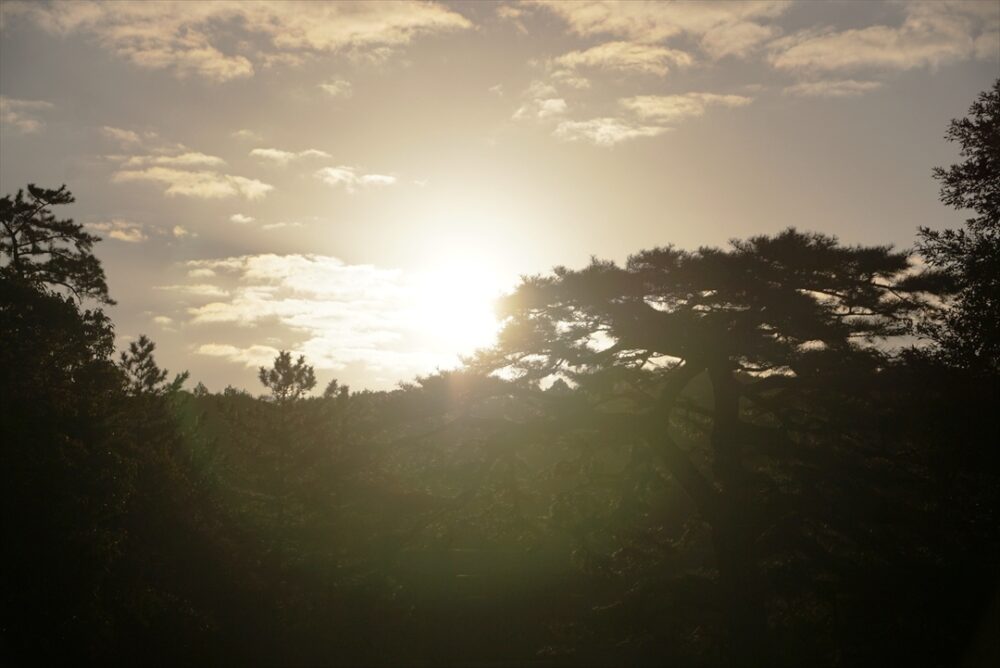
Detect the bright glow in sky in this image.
<box><xmin>1</xmin><ymin>1</ymin><xmax>997</xmax><ymax>391</ymax></box>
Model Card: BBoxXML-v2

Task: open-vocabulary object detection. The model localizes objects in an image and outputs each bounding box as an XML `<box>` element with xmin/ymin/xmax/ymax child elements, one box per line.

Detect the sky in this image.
<box><xmin>1</xmin><ymin>1</ymin><xmax>998</xmax><ymax>392</ymax></box>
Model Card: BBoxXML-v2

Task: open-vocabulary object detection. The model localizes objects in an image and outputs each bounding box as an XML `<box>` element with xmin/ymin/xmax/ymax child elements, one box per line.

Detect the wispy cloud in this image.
<box><xmin>554</xmin><ymin>117</ymin><xmax>669</xmax><ymax>147</ymax></box>
<box><xmin>101</xmin><ymin>125</ymin><xmax>141</xmax><ymax>145</ymax></box>
<box><xmin>513</xmin><ymin>97</ymin><xmax>567</xmax><ymax>121</ymax></box>
<box><xmin>229</xmin><ymin>213</ymin><xmax>255</xmax><ymax>224</ymax></box>
<box><xmin>315</xmin><ymin>166</ymin><xmax>397</xmax><ymax>193</ymax></box>
<box><xmin>85</xmin><ymin>218</ymin><xmax>148</xmax><ymax>243</ymax></box>
<box><xmin>0</xmin><ymin>96</ymin><xmax>53</xmax><ymax>133</ymax></box>
<box><xmin>318</xmin><ymin>79</ymin><xmax>352</xmax><ymax>98</ymax></box>
<box><xmin>155</xmin><ymin>283</ymin><xmax>230</xmax><ymax>298</ymax></box>
<box><xmin>535</xmin><ymin>1</ymin><xmax>788</xmax><ymax>59</ymax></box>
<box><xmin>555</xmin><ymin>41</ymin><xmax>692</xmax><ymax>77</ymax></box>
<box><xmin>783</xmin><ymin>79</ymin><xmax>883</xmax><ymax>98</ymax></box>
<box><xmin>231</xmin><ymin>128</ymin><xmax>263</xmax><ymax>142</ymax></box>
<box><xmin>769</xmin><ymin>2</ymin><xmax>999</xmax><ymax>73</ymax></box>
<box><xmin>113</xmin><ymin>167</ymin><xmax>273</xmax><ymax>200</ymax></box>
<box><xmin>250</xmin><ymin>147</ymin><xmax>332</xmax><ymax>166</ymax></box>
<box><xmin>3</xmin><ymin>1</ymin><xmax>473</xmax><ymax>82</ymax></box>
<box><xmin>619</xmin><ymin>93</ymin><xmax>752</xmax><ymax>123</ymax></box>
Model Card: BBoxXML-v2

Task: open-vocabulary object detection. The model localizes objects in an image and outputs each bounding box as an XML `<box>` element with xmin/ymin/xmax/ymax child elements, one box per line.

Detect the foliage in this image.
<box><xmin>120</xmin><ymin>334</ymin><xmax>189</xmax><ymax>396</ymax></box>
<box><xmin>0</xmin><ymin>184</ymin><xmax>113</xmax><ymax>304</ymax></box>
<box><xmin>259</xmin><ymin>350</ymin><xmax>316</xmax><ymax>403</ymax></box>
<box><xmin>918</xmin><ymin>78</ymin><xmax>1000</xmax><ymax>371</ymax></box>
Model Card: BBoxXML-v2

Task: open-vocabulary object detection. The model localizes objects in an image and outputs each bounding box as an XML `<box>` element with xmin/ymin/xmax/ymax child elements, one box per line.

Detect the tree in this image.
<box><xmin>475</xmin><ymin>228</ymin><xmax>941</xmax><ymax>665</ymax></box>
<box><xmin>322</xmin><ymin>377</ymin><xmax>349</xmax><ymax>400</ymax></box>
<box><xmin>0</xmin><ymin>184</ymin><xmax>113</xmax><ymax>304</ymax></box>
<box><xmin>918</xmin><ymin>78</ymin><xmax>1000</xmax><ymax>372</ymax></box>
<box><xmin>120</xmin><ymin>334</ymin><xmax>188</xmax><ymax>396</ymax></box>
<box><xmin>259</xmin><ymin>351</ymin><xmax>316</xmax><ymax>403</ymax></box>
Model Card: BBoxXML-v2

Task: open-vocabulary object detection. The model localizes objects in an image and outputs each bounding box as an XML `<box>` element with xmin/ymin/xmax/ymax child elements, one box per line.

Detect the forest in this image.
<box><xmin>1</xmin><ymin>81</ymin><xmax>998</xmax><ymax>667</ymax></box>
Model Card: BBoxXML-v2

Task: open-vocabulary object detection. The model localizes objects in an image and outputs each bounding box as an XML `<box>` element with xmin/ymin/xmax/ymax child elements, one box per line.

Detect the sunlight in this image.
<box><xmin>409</xmin><ymin>256</ymin><xmax>507</xmax><ymax>356</ymax></box>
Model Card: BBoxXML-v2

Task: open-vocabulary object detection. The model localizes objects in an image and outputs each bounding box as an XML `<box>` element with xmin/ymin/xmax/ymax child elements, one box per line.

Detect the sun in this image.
<box><xmin>409</xmin><ymin>257</ymin><xmax>509</xmax><ymax>357</ymax></box>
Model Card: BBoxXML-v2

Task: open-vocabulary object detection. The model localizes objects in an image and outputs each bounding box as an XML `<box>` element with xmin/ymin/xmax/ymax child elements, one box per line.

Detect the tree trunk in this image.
<box><xmin>708</xmin><ymin>364</ymin><xmax>770</xmax><ymax>667</ymax></box>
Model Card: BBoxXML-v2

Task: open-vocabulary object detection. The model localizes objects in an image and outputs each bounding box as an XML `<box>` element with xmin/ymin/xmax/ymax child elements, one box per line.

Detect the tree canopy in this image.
<box><xmin>0</xmin><ymin>184</ymin><xmax>113</xmax><ymax>304</ymax></box>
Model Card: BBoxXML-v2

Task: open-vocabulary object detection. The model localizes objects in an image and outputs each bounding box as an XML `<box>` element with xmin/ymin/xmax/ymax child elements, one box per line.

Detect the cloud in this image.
<box><xmin>783</xmin><ymin>79</ymin><xmax>884</xmax><ymax>98</ymax></box>
<box><xmin>229</xmin><ymin>213</ymin><xmax>255</xmax><ymax>224</ymax></box>
<box><xmin>535</xmin><ymin>1</ymin><xmax>788</xmax><ymax>59</ymax></box>
<box><xmin>513</xmin><ymin>97</ymin><xmax>568</xmax><ymax>121</ymax></box>
<box><xmin>769</xmin><ymin>2</ymin><xmax>999</xmax><ymax>73</ymax></box>
<box><xmin>183</xmin><ymin>254</ymin><xmax>489</xmax><ymax>378</ymax></box>
<box><xmin>123</xmin><ymin>151</ymin><xmax>226</xmax><ymax>168</ymax></box>
<box><xmin>0</xmin><ymin>96</ymin><xmax>53</xmax><ymax>133</ymax></box>
<box><xmin>113</xmin><ymin>167</ymin><xmax>273</xmax><ymax>199</ymax></box>
<box><xmin>232</xmin><ymin>128</ymin><xmax>263</xmax><ymax>141</ymax></box>
<box><xmin>554</xmin><ymin>117</ymin><xmax>669</xmax><ymax>147</ymax></box>
<box><xmin>318</xmin><ymin>78</ymin><xmax>352</xmax><ymax>97</ymax></box>
<box><xmin>172</xmin><ymin>225</ymin><xmax>192</xmax><ymax>238</ymax></box>
<box><xmin>554</xmin><ymin>41</ymin><xmax>692</xmax><ymax>76</ymax></box>
<box><xmin>3</xmin><ymin>1</ymin><xmax>473</xmax><ymax>82</ymax></box>
<box><xmin>250</xmin><ymin>147</ymin><xmax>332</xmax><ymax>165</ymax></box>
<box><xmin>155</xmin><ymin>283</ymin><xmax>230</xmax><ymax>298</ymax></box>
<box><xmin>261</xmin><ymin>221</ymin><xmax>303</xmax><ymax>230</ymax></box>
<box><xmin>85</xmin><ymin>219</ymin><xmax>148</xmax><ymax>242</ymax></box>
<box><xmin>153</xmin><ymin>315</ymin><xmax>174</xmax><ymax>326</ymax></box>
<box><xmin>196</xmin><ymin>343</ymin><xmax>282</xmax><ymax>368</ymax></box>
<box><xmin>101</xmin><ymin>125</ymin><xmax>141</xmax><ymax>145</ymax></box>
<box><xmin>315</xmin><ymin>166</ymin><xmax>396</xmax><ymax>193</ymax></box>
<box><xmin>188</xmin><ymin>268</ymin><xmax>216</xmax><ymax>278</ymax></box>
<box><xmin>619</xmin><ymin>92</ymin><xmax>752</xmax><ymax>123</ymax></box>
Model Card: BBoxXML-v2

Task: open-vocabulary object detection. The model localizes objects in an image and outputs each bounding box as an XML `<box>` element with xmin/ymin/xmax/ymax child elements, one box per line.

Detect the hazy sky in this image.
<box><xmin>1</xmin><ymin>1</ymin><xmax>998</xmax><ymax>392</ymax></box>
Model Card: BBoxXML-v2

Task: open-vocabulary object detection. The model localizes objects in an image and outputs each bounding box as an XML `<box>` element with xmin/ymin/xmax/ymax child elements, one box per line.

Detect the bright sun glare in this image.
<box><xmin>410</xmin><ymin>258</ymin><xmax>508</xmax><ymax>357</ymax></box>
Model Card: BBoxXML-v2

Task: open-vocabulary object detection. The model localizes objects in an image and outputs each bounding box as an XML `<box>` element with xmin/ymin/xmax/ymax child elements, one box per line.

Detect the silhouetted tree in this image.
<box><xmin>0</xmin><ymin>184</ymin><xmax>113</xmax><ymax>304</ymax></box>
<box><xmin>476</xmin><ymin>228</ymin><xmax>943</xmax><ymax>665</ymax></box>
<box><xmin>259</xmin><ymin>351</ymin><xmax>316</xmax><ymax>403</ymax></box>
<box><xmin>120</xmin><ymin>334</ymin><xmax>188</xmax><ymax>396</ymax></box>
<box><xmin>918</xmin><ymin>78</ymin><xmax>1000</xmax><ymax>371</ymax></box>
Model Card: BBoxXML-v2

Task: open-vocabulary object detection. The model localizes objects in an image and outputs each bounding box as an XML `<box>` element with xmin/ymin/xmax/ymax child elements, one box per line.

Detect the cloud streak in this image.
<box><xmin>3</xmin><ymin>1</ymin><xmax>473</xmax><ymax>82</ymax></box>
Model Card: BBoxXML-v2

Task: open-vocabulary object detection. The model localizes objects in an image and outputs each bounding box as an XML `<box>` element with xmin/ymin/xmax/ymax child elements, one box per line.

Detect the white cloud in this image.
<box><xmin>0</xmin><ymin>96</ymin><xmax>53</xmax><ymax>133</ymax></box>
<box><xmin>319</xmin><ymin>79</ymin><xmax>352</xmax><ymax>97</ymax></box>
<box><xmin>123</xmin><ymin>151</ymin><xmax>226</xmax><ymax>168</ymax></box>
<box><xmin>783</xmin><ymin>79</ymin><xmax>883</xmax><ymax>98</ymax></box>
<box><xmin>85</xmin><ymin>219</ymin><xmax>148</xmax><ymax>243</ymax></box>
<box><xmin>229</xmin><ymin>213</ymin><xmax>255</xmax><ymax>224</ymax></box>
<box><xmin>113</xmin><ymin>166</ymin><xmax>273</xmax><ymax>199</ymax></box>
<box><xmin>3</xmin><ymin>1</ymin><xmax>473</xmax><ymax>82</ymax></box>
<box><xmin>554</xmin><ymin>117</ymin><xmax>669</xmax><ymax>147</ymax></box>
<box><xmin>261</xmin><ymin>221</ymin><xmax>303</xmax><ymax>230</ymax></box>
<box><xmin>153</xmin><ymin>315</ymin><xmax>174</xmax><ymax>326</ymax></box>
<box><xmin>183</xmin><ymin>253</ymin><xmax>491</xmax><ymax>378</ymax></box>
<box><xmin>101</xmin><ymin>125</ymin><xmax>141</xmax><ymax>145</ymax></box>
<box><xmin>536</xmin><ymin>1</ymin><xmax>788</xmax><ymax>59</ymax></box>
<box><xmin>769</xmin><ymin>2</ymin><xmax>999</xmax><ymax>73</ymax></box>
<box><xmin>188</xmin><ymin>268</ymin><xmax>216</xmax><ymax>278</ymax></box>
<box><xmin>315</xmin><ymin>165</ymin><xmax>396</xmax><ymax>193</ymax></box>
<box><xmin>250</xmin><ymin>147</ymin><xmax>332</xmax><ymax>165</ymax></box>
<box><xmin>232</xmin><ymin>128</ymin><xmax>263</xmax><ymax>141</ymax></box>
<box><xmin>172</xmin><ymin>225</ymin><xmax>192</xmax><ymax>238</ymax></box>
<box><xmin>513</xmin><ymin>97</ymin><xmax>568</xmax><ymax>121</ymax></box>
<box><xmin>620</xmin><ymin>92</ymin><xmax>752</xmax><ymax>123</ymax></box>
<box><xmin>155</xmin><ymin>283</ymin><xmax>230</xmax><ymax>298</ymax></box>
<box><xmin>196</xmin><ymin>343</ymin><xmax>282</xmax><ymax>368</ymax></box>
<box><xmin>555</xmin><ymin>41</ymin><xmax>692</xmax><ymax>76</ymax></box>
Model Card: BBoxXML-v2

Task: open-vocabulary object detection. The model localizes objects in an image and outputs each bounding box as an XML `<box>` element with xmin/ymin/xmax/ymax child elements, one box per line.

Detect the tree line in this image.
<box><xmin>1</xmin><ymin>81</ymin><xmax>998</xmax><ymax>667</ymax></box>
